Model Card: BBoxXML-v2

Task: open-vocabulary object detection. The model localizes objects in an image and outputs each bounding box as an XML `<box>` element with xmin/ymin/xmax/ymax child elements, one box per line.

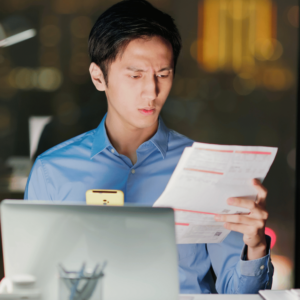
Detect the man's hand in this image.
<box><xmin>214</xmin><ymin>179</ymin><xmax>268</xmax><ymax>260</ymax></box>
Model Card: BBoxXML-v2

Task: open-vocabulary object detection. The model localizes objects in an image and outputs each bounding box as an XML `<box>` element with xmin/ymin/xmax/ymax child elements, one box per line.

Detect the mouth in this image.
<box><xmin>138</xmin><ymin>108</ymin><xmax>156</xmax><ymax>116</ymax></box>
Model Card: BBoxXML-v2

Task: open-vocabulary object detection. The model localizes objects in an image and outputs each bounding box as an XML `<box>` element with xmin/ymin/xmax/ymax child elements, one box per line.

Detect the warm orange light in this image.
<box><xmin>272</xmin><ymin>255</ymin><xmax>293</xmax><ymax>290</ymax></box>
<box><xmin>197</xmin><ymin>0</ymin><xmax>278</xmax><ymax>73</ymax></box>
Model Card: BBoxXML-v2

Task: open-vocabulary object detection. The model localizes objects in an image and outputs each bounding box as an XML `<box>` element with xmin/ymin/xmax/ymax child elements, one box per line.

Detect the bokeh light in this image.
<box><xmin>197</xmin><ymin>0</ymin><xmax>278</xmax><ymax>73</ymax></box>
<box><xmin>37</xmin><ymin>68</ymin><xmax>62</xmax><ymax>91</ymax></box>
<box><xmin>288</xmin><ymin>5</ymin><xmax>299</xmax><ymax>28</ymax></box>
<box><xmin>8</xmin><ymin>67</ymin><xmax>62</xmax><ymax>91</ymax></box>
<box><xmin>272</xmin><ymin>255</ymin><xmax>293</xmax><ymax>290</ymax></box>
<box><xmin>9</xmin><ymin>68</ymin><xmax>36</xmax><ymax>90</ymax></box>
<box><xmin>254</xmin><ymin>39</ymin><xmax>283</xmax><ymax>61</ymax></box>
<box><xmin>263</xmin><ymin>68</ymin><xmax>294</xmax><ymax>91</ymax></box>
<box><xmin>265</xmin><ymin>227</ymin><xmax>277</xmax><ymax>249</ymax></box>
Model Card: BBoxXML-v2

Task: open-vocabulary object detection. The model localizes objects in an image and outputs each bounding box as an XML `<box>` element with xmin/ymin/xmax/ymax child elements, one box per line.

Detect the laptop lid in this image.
<box><xmin>1</xmin><ymin>200</ymin><xmax>179</xmax><ymax>300</ymax></box>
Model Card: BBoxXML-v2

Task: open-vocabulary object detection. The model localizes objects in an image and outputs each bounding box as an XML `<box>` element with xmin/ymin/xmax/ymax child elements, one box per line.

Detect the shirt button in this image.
<box><xmin>260</xmin><ymin>265</ymin><xmax>265</xmax><ymax>270</ymax></box>
<box><xmin>111</xmin><ymin>149</ymin><xmax>115</xmax><ymax>153</ymax></box>
<box><xmin>131</xmin><ymin>169</ymin><xmax>135</xmax><ymax>174</ymax></box>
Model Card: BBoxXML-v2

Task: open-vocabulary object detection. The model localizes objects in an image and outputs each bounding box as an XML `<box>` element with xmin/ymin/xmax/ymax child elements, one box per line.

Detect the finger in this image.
<box><xmin>227</xmin><ymin>197</ymin><xmax>257</xmax><ymax>210</ymax></box>
<box><xmin>223</xmin><ymin>222</ymin><xmax>253</xmax><ymax>234</ymax></box>
<box><xmin>227</xmin><ymin>197</ymin><xmax>269</xmax><ymax>219</ymax></box>
<box><xmin>252</xmin><ymin>179</ymin><xmax>268</xmax><ymax>204</ymax></box>
<box><xmin>215</xmin><ymin>214</ymin><xmax>265</xmax><ymax>228</ymax></box>
<box><xmin>249</xmin><ymin>207</ymin><xmax>269</xmax><ymax>220</ymax></box>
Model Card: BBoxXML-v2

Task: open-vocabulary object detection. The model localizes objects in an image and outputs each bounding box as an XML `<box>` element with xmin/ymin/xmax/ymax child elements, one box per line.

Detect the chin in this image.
<box><xmin>132</xmin><ymin>115</ymin><xmax>158</xmax><ymax>129</ymax></box>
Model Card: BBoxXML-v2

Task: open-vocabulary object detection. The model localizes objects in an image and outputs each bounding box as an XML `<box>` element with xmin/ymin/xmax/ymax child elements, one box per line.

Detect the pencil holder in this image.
<box><xmin>59</xmin><ymin>262</ymin><xmax>106</xmax><ymax>300</ymax></box>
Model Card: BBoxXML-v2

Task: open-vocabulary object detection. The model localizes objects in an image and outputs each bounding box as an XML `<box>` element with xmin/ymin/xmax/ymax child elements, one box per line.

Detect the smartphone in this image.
<box><xmin>86</xmin><ymin>189</ymin><xmax>124</xmax><ymax>206</ymax></box>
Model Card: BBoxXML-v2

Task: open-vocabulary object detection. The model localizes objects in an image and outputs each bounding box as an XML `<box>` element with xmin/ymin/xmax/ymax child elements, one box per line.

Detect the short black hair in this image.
<box><xmin>88</xmin><ymin>0</ymin><xmax>182</xmax><ymax>85</ymax></box>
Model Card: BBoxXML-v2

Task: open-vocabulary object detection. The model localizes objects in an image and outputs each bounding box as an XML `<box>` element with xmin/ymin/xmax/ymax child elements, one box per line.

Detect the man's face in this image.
<box><xmin>104</xmin><ymin>36</ymin><xmax>174</xmax><ymax>129</ymax></box>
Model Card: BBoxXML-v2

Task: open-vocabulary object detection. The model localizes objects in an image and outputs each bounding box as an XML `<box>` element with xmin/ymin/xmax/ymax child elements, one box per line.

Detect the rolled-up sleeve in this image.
<box><xmin>207</xmin><ymin>232</ymin><xmax>273</xmax><ymax>294</ymax></box>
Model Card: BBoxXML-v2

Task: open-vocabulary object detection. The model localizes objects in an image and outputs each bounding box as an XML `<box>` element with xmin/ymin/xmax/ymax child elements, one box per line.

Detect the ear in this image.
<box><xmin>89</xmin><ymin>63</ymin><xmax>106</xmax><ymax>91</ymax></box>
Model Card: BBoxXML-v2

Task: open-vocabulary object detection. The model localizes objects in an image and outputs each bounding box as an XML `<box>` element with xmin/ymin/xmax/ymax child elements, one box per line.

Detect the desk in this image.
<box><xmin>180</xmin><ymin>295</ymin><xmax>262</xmax><ymax>300</ymax></box>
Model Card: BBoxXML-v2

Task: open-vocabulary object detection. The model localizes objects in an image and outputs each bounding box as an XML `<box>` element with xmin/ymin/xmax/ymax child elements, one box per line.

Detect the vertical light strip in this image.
<box><xmin>218</xmin><ymin>0</ymin><xmax>228</xmax><ymax>69</ymax></box>
<box><xmin>232</xmin><ymin>0</ymin><xmax>243</xmax><ymax>72</ymax></box>
<box><xmin>256</xmin><ymin>0</ymin><xmax>272</xmax><ymax>42</ymax></box>
<box><xmin>272</xmin><ymin>2</ymin><xmax>277</xmax><ymax>39</ymax></box>
<box><xmin>248</xmin><ymin>0</ymin><xmax>256</xmax><ymax>59</ymax></box>
<box><xmin>197</xmin><ymin>0</ymin><xmax>275</xmax><ymax>73</ymax></box>
<box><xmin>197</xmin><ymin>0</ymin><xmax>204</xmax><ymax>65</ymax></box>
<box><xmin>202</xmin><ymin>0</ymin><xmax>220</xmax><ymax>72</ymax></box>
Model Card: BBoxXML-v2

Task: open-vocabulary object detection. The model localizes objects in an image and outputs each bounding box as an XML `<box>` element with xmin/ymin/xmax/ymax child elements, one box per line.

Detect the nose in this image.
<box><xmin>142</xmin><ymin>75</ymin><xmax>159</xmax><ymax>104</ymax></box>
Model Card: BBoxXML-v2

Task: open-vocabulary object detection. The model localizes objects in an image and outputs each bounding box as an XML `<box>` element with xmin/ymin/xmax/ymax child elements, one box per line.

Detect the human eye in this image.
<box><xmin>130</xmin><ymin>75</ymin><xmax>141</xmax><ymax>79</ymax></box>
<box><xmin>157</xmin><ymin>72</ymin><xmax>170</xmax><ymax>78</ymax></box>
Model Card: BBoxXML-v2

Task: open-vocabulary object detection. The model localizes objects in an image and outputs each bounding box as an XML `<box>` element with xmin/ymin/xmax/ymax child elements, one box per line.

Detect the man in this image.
<box><xmin>25</xmin><ymin>0</ymin><xmax>273</xmax><ymax>294</ymax></box>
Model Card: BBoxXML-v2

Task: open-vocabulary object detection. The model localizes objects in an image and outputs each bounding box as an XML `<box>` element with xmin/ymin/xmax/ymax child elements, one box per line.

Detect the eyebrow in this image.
<box><xmin>126</xmin><ymin>66</ymin><xmax>173</xmax><ymax>72</ymax></box>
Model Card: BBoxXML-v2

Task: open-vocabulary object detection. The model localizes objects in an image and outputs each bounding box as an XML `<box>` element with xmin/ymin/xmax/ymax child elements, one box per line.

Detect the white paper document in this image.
<box><xmin>154</xmin><ymin>142</ymin><xmax>278</xmax><ymax>244</ymax></box>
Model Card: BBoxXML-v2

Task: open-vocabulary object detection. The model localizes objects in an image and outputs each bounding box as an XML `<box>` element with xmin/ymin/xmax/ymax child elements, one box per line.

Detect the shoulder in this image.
<box><xmin>167</xmin><ymin>129</ymin><xmax>194</xmax><ymax>151</ymax></box>
<box><xmin>37</xmin><ymin>129</ymin><xmax>96</xmax><ymax>162</ymax></box>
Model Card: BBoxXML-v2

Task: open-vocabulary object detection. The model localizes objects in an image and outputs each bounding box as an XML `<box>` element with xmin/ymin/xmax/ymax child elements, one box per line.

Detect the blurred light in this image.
<box><xmin>233</xmin><ymin>73</ymin><xmax>256</xmax><ymax>95</ymax></box>
<box><xmin>9</xmin><ymin>68</ymin><xmax>36</xmax><ymax>90</ymax></box>
<box><xmin>70</xmin><ymin>16</ymin><xmax>92</xmax><ymax>38</ymax></box>
<box><xmin>272</xmin><ymin>255</ymin><xmax>293</xmax><ymax>290</ymax></box>
<box><xmin>8</xmin><ymin>67</ymin><xmax>62</xmax><ymax>91</ymax></box>
<box><xmin>254</xmin><ymin>39</ymin><xmax>283</xmax><ymax>61</ymax></box>
<box><xmin>52</xmin><ymin>0</ymin><xmax>80</xmax><ymax>14</ymax></box>
<box><xmin>263</xmin><ymin>68</ymin><xmax>294</xmax><ymax>91</ymax></box>
<box><xmin>0</xmin><ymin>106</ymin><xmax>11</xmax><ymax>131</ymax></box>
<box><xmin>196</xmin><ymin>0</ymin><xmax>277</xmax><ymax>73</ymax></box>
<box><xmin>0</xmin><ymin>29</ymin><xmax>36</xmax><ymax>47</ymax></box>
<box><xmin>287</xmin><ymin>148</ymin><xmax>296</xmax><ymax>170</ymax></box>
<box><xmin>37</xmin><ymin>68</ymin><xmax>62</xmax><ymax>91</ymax></box>
<box><xmin>39</xmin><ymin>25</ymin><xmax>61</xmax><ymax>47</ymax></box>
<box><xmin>265</xmin><ymin>227</ymin><xmax>276</xmax><ymax>249</ymax></box>
<box><xmin>288</xmin><ymin>5</ymin><xmax>299</xmax><ymax>28</ymax></box>
<box><xmin>263</xmin><ymin>227</ymin><xmax>293</xmax><ymax>290</ymax></box>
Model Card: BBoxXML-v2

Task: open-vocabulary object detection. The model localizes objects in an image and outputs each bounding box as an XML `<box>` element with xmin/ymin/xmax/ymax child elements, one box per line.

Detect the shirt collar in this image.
<box><xmin>90</xmin><ymin>113</ymin><xmax>169</xmax><ymax>159</ymax></box>
<box><xmin>90</xmin><ymin>113</ymin><xmax>111</xmax><ymax>159</ymax></box>
<box><xmin>148</xmin><ymin>116</ymin><xmax>169</xmax><ymax>159</ymax></box>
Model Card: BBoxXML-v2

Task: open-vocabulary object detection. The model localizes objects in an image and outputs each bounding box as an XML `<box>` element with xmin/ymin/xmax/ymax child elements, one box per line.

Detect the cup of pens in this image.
<box><xmin>59</xmin><ymin>262</ymin><xmax>107</xmax><ymax>300</ymax></box>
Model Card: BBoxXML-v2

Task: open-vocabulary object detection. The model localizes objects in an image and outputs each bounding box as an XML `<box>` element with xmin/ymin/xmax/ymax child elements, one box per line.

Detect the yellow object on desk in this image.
<box><xmin>86</xmin><ymin>189</ymin><xmax>124</xmax><ymax>206</ymax></box>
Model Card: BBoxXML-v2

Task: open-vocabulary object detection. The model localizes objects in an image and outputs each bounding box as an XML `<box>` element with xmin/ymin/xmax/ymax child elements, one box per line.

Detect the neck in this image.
<box><xmin>105</xmin><ymin>111</ymin><xmax>158</xmax><ymax>165</ymax></box>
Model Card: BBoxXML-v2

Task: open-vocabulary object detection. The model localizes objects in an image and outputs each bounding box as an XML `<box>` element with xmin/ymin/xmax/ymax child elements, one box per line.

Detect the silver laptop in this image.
<box><xmin>1</xmin><ymin>200</ymin><xmax>179</xmax><ymax>300</ymax></box>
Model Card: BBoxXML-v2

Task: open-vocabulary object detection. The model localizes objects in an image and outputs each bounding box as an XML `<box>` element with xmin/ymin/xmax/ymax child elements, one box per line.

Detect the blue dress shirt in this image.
<box><xmin>25</xmin><ymin>114</ymin><xmax>273</xmax><ymax>294</ymax></box>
